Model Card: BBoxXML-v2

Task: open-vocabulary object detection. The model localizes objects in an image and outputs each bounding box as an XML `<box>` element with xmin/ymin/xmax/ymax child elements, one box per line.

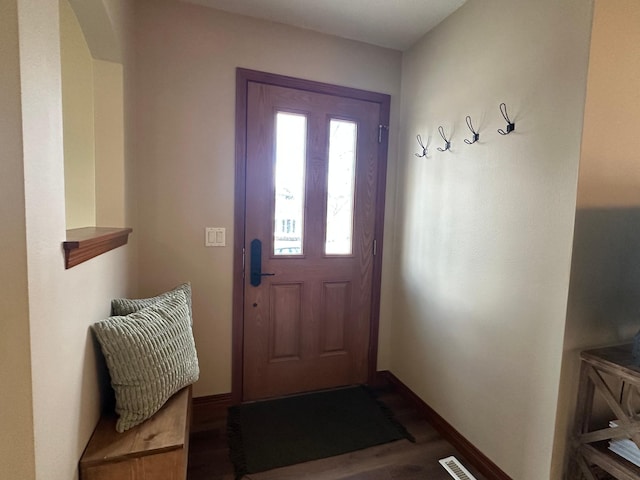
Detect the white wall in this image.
<box><xmin>61</xmin><ymin>0</ymin><xmax>97</xmax><ymax>229</ymax></box>
<box><xmin>554</xmin><ymin>0</ymin><xmax>640</xmax><ymax>476</ymax></box>
<box><xmin>94</xmin><ymin>59</ymin><xmax>126</xmax><ymax>226</ymax></box>
<box><xmin>0</xmin><ymin>1</ymin><xmax>36</xmax><ymax>478</ymax></box>
<box><xmin>392</xmin><ymin>0</ymin><xmax>593</xmax><ymax>478</ymax></box>
<box><xmin>131</xmin><ymin>0</ymin><xmax>402</xmax><ymax>396</ymax></box>
<box><xmin>61</xmin><ymin>0</ymin><xmax>127</xmax><ymax>229</ymax></box>
<box><xmin>4</xmin><ymin>1</ymin><xmax>135</xmax><ymax>479</ymax></box>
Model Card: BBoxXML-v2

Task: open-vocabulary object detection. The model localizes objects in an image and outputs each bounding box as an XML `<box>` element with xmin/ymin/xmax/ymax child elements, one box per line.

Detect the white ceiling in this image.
<box><xmin>179</xmin><ymin>0</ymin><xmax>467</xmax><ymax>51</ymax></box>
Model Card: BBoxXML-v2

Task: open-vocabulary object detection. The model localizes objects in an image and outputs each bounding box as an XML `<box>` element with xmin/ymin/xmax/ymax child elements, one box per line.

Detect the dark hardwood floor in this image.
<box><xmin>187</xmin><ymin>388</ymin><xmax>487</xmax><ymax>480</ymax></box>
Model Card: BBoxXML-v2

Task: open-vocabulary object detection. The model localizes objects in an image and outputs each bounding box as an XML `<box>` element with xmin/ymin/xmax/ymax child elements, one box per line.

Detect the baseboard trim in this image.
<box><xmin>191</xmin><ymin>392</ymin><xmax>233</xmax><ymax>432</ymax></box>
<box><xmin>376</xmin><ymin>370</ymin><xmax>512</xmax><ymax>480</ymax></box>
<box><xmin>192</xmin><ymin>392</ymin><xmax>233</xmax><ymax>408</ymax></box>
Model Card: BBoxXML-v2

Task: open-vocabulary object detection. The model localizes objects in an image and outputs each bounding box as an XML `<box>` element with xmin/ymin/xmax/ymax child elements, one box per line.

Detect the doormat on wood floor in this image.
<box><xmin>227</xmin><ymin>386</ymin><xmax>414</xmax><ymax>479</ymax></box>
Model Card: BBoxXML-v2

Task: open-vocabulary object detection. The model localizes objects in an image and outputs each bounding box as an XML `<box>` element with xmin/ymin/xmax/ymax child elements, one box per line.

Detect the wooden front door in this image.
<box><xmin>235</xmin><ymin>70</ymin><xmax>390</xmax><ymax>402</ymax></box>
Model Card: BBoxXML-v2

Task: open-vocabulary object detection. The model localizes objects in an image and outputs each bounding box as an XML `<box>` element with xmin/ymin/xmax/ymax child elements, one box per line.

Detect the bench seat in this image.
<box><xmin>80</xmin><ymin>386</ymin><xmax>191</xmax><ymax>480</ymax></box>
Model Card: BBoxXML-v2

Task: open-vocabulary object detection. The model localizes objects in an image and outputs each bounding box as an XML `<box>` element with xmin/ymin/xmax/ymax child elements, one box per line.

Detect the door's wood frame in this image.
<box><xmin>232</xmin><ymin>68</ymin><xmax>391</xmax><ymax>404</ymax></box>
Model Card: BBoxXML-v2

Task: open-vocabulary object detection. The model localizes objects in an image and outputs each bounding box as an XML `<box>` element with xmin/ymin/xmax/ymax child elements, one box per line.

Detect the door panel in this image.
<box><xmin>242</xmin><ymin>80</ymin><xmax>382</xmax><ymax>401</ymax></box>
<box><xmin>269</xmin><ymin>283</ymin><xmax>302</xmax><ymax>361</ymax></box>
<box><xmin>320</xmin><ymin>281</ymin><xmax>350</xmax><ymax>354</ymax></box>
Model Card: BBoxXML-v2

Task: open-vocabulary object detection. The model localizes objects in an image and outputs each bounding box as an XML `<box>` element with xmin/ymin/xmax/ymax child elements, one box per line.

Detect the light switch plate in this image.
<box><xmin>205</xmin><ymin>227</ymin><xmax>225</xmax><ymax>247</ymax></box>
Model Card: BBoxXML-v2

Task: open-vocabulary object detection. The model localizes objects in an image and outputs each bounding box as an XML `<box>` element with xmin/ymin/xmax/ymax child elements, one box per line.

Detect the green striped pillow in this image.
<box><xmin>92</xmin><ymin>291</ymin><xmax>199</xmax><ymax>432</ymax></box>
<box><xmin>111</xmin><ymin>282</ymin><xmax>192</xmax><ymax>324</ymax></box>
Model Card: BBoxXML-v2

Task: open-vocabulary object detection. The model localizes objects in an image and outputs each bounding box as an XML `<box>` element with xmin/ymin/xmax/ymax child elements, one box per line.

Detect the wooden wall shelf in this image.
<box><xmin>63</xmin><ymin>227</ymin><xmax>132</xmax><ymax>269</ymax></box>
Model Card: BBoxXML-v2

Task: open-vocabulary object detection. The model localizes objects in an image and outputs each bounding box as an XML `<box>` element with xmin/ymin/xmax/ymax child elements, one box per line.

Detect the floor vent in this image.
<box><xmin>439</xmin><ymin>456</ymin><xmax>478</xmax><ymax>480</ymax></box>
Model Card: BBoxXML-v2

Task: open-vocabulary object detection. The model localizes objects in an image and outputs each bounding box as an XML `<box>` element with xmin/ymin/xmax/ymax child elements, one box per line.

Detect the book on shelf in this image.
<box><xmin>608</xmin><ymin>420</ymin><xmax>640</xmax><ymax>467</ymax></box>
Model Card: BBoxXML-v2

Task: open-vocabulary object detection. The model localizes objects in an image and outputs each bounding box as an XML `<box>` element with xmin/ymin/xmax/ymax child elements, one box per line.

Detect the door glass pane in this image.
<box><xmin>325</xmin><ymin>119</ymin><xmax>357</xmax><ymax>255</ymax></box>
<box><xmin>274</xmin><ymin>112</ymin><xmax>306</xmax><ymax>256</ymax></box>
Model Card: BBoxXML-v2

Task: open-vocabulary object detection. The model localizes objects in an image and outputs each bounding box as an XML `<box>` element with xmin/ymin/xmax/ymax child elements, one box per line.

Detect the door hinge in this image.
<box><xmin>378</xmin><ymin>124</ymin><xmax>389</xmax><ymax>144</ymax></box>
<box><xmin>373</xmin><ymin>239</ymin><xmax>377</xmax><ymax>256</ymax></box>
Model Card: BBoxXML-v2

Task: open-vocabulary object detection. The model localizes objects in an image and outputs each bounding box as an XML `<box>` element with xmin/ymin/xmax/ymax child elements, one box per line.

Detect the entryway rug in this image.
<box><xmin>227</xmin><ymin>386</ymin><xmax>414</xmax><ymax>479</ymax></box>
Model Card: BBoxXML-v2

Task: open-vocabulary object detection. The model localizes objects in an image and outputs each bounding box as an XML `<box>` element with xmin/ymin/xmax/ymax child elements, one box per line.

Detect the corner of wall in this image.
<box><xmin>0</xmin><ymin>1</ymin><xmax>37</xmax><ymax>477</ymax></box>
<box><xmin>554</xmin><ymin>0</ymin><xmax>640</xmax><ymax>476</ymax></box>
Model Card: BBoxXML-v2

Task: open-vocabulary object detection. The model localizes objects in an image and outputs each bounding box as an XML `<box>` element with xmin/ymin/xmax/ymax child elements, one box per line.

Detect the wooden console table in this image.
<box><xmin>572</xmin><ymin>344</ymin><xmax>640</xmax><ymax>480</ymax></box>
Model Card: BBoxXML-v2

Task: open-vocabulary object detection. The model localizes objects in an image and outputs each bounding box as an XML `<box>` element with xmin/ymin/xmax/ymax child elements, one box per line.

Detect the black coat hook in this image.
<box><xmin>415</xmin><ymin>134</ymin><xmax>429</xmax><ymax>158</ymax></box>
<box><xmin>437</xmin><ymin>126</ymin><xmax>451</xmax><ymax>152</ymax></box>
<box><xmin>464</xmin><ymin>115</ymin><xmax>480</xmax><ymax>144</ymax></box>
<box><xmin>497</xmin><ymin>102</ymin><xmax>515</xmax><ymax>135</ymax></box>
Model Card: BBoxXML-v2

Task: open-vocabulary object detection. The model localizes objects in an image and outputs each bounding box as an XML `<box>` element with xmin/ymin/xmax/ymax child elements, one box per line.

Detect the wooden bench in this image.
<box><xmin>80</xmin><ymin>386</ymin><xmax>192</xmax><ymax>480</ymax></box>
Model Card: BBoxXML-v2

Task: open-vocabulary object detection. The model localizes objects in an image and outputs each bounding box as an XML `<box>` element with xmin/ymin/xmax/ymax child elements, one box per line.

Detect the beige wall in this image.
<box><xmin>392</xmin><ymin>0</ymin><xmax>593</xmax><ymax>478</ymax></box>
<box><xmin>94</xmin><ymin>59</ymin><xmax>126</xmax><ymax>226</ymax></box>
<box><xmin>5</xmin><ymin>1</ymin><xmax>617</xmax><ymax>478</ymax></box>
<box><xmin>575</xmin><ymin>0</ymin><xmax>640</xmax><ymax>210</ymax></box>
<box><xmin>68</xmin><ymin>0</ymin><xmax>125</xmax><ymax>64</ymax></box>
<box><xmin>4</xmin><ymin>1</ymin><xmax>134</xmax><ymax>479</ymax></box>
<box><xmin>0</xmin><ymin>1</ymin><xmax>36</xmax><ymax>479</ymax></box>
<box><xmin>554</xmin><ymin>1</ymin><xmax>640</xmax><ymax>476</ymax></box>
<box><xmin>131</xmin><ymin>0</ymin><xmax>402</xmax><ymax>396</ymax></box>
<box><xmin>61</xmin><ymin>0</ymin><xmax>127</xmax><ymax>229</ymax></box>
<box><xmin>61</xmin><ymin>0</ymin><xmax>97</xmax><ymax>229</ymax></box>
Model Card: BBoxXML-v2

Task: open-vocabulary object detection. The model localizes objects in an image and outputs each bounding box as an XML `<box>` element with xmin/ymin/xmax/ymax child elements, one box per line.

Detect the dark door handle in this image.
<box><xmin>250</xmin><ymin>239</ymin><xmax>275</xmax><ymax>286</ymax></box>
